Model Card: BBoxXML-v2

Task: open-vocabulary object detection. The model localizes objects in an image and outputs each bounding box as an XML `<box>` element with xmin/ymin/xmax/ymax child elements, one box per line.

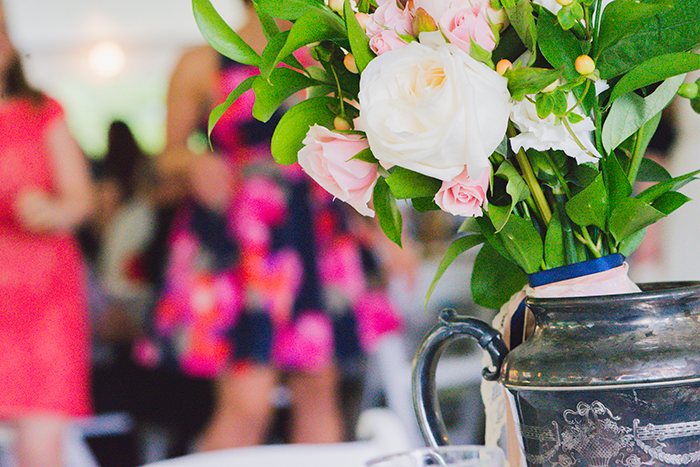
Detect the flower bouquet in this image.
<box><xmin>192</xmin><ymin>0</ymin><xmax>700</xmax><ymax>310</ymax></box>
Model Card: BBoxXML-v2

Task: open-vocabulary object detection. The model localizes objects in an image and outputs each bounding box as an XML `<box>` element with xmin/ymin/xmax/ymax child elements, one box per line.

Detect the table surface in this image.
<box><xmin>141</xmin><ymin>440</ymin><xmax>394</xmax><ymax>467</ymax></box>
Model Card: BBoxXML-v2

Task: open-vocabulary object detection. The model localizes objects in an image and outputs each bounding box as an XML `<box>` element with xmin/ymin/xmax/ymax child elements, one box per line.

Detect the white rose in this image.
<box><xmin>358</xmin><ymin>32</ymin><xmax>511</xmax><ymax>181</ymax></box>
<box><xmin>509</xmin><ymin>96</ymin><xmax>601</xmax><ymax>164</ymax></box>
<box><xmin>533</xmin><ymin>0</ymin><xmax>614</xmax><ymax>15</ymax></box>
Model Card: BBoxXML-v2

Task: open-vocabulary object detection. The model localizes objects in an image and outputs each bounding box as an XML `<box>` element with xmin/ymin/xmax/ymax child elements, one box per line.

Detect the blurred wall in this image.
<box><xmin>3</xmin><ymin>0</ymin><xmax>245</xmax><ymax>156</ymax></box>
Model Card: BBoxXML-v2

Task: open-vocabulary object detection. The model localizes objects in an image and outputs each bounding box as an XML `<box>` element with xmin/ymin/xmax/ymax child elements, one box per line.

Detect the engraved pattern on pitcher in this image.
<box><xmin>520</xmin><ymin>401</ymin><xmax>700</xmax><ymax>466</ymax></box>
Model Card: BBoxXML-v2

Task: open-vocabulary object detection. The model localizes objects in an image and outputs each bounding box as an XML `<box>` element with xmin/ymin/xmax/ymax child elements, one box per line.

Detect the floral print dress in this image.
<box><xmin>138</xmin><ymin>57</ymin><xmax>401</xmax><ymax>377</ymax></box>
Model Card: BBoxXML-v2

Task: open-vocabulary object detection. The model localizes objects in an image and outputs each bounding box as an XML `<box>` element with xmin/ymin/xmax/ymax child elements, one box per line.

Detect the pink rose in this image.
<box><xmin>370</xmin><ymin>29</ymin><xmax>410</xmax><ymax>55</ymax></box>
<box><xmin>298</xmin><ymin>125</ymin><xmax>379</xmax><ymax>217</ymax></box>
<box><xmin>366</xmin><ymin>0</ymin><xmax>414</xmax><ymax>38</ymax></box>
<box><xmin>412</xmin><ymin>0</ymin><xmax>507</xmax><ymax>54</ymax></box>
<box><xmin>434</xmin><ymin>167</ymin><xmax>489</xmax><ymax>217</ymax></box>
<box><xmin>440</xmin><ymin>3</ymin><xmax>496</xmax><ymax>53</ymax></box>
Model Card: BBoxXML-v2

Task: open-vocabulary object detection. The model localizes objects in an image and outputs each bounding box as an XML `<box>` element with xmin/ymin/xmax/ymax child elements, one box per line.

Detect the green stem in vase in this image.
<box><xmin>508</xmin><ymin>125</ymin><xmax>553</xmax><ymax>225</ymax></box>
<box><xmin>553</xmin><ymin>191</ymin><xmax>579</xmax><ymax>264</ymax></box>
<box><xmin>576</xmin><ymin>227</ymin><xmax>603</xmax><ymax>258</ymax></box>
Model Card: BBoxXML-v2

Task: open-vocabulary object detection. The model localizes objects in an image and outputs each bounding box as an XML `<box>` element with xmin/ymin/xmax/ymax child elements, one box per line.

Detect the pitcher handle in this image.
<box><xmin>411</xmin><ymin>308</ymin><xmax>508</xmax><ymax>448</ymax></box>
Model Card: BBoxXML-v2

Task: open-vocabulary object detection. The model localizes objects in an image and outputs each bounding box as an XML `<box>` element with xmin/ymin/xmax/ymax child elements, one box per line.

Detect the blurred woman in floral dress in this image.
<box><xmin>0</xmin><ymin>4</ymin><xmax>94</xmax><ymax>466</ymax></box>
<box><xmin>137</xmin><ymin>0</ymin><xmax>403</xmax><ymax>452</ymax></box>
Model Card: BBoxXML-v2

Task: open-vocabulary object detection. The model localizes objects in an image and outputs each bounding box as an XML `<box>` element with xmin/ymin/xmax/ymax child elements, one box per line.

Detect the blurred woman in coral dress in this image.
<box><xmin>0</xmin><ymin>4</ymin><xmax>94</xmax><ymax>466</ymax></box>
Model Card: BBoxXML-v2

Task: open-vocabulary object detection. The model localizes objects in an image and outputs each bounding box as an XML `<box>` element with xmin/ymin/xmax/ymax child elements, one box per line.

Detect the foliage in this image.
<box><xmin>193</xmin><ymin>0</ymin><xmax>700</xmax><ymax>309</ymax></box>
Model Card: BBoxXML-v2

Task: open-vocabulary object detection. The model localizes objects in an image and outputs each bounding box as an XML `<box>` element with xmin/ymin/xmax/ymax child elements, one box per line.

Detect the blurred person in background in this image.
<box><xmin>0</xmin><ymin>2</ymin><xmax>94</xmax><ymax>466</ymax></box>
<box><xmin>84</xmin><ymin>120</ymin><xmax>157</xmax><ymax>346</ymax></box>
<box><xmin>135</xmin><ymin>0</ymin><xmax>404</xmax><ymax>453</ymax></box>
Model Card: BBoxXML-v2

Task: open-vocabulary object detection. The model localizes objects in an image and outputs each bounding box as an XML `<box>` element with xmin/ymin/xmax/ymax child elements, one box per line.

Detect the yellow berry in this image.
<box><xmin>344</xmin><ymin>53</ymin><xmax>359</xmax><ymax>74</ymax></box>
<box><xmin>556</xmin><ymin>0</ymin><xmax>574</xmax><ymax>6</ymax></box>
<box><xmin>496</xmin><ymin>59</ymin><xmax>513</xmax><ymax>76</ymax></box>
<box><xmin>328</xmin><ymin>0</ymin><xmax>344</xmax><ymax>14</ymax></box>
<box><xmin>334</xmin><ymin>116</ymin><xmax>352</xmax><ymax>131</ymax></box>
<box><xmin>575</xmin><ymin>55</ymin><xmax>595</xmax><ymax>76</ymax></box>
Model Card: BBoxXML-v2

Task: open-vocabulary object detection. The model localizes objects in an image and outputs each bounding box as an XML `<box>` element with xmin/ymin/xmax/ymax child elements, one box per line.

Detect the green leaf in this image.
<box><xmin>411</xmin><ymin>197</ymin><xmax>441</xmax><ymax>212</ymax></box>
<box><xmin>469</xmin><ymin>39</ymin><xmax>493</xmax><ymax>65</ymax></box>
<box><xmin>275</xmin><ymin>7</ymin><xmax>346</xmax><ymax>70</ymax></box>
<box><xmin>609</xmin><ymin>53</ymin><xmax>700</xmax><ymax>104</ymax></box>
<box><xmin>487</xmin><ymin>204</ymin><xmax>511</xmax><ymax>235</ymax></box>
<box><xmin>602</xmin><ymin>74</ymin><xmax>685</xmax><ymax>154</ymax></box>
<box><xmin>351</xmin><ymin>147</ymin><xmax>377</xmax><ymax>164</ymax></box>
<box><xmin>193</xmin><ymin>0</ymin><xmax>261</xmax><ymax>66</ymax></box>
<box><xmin>498</xmin><ymin>214</ymin><xmax>544</xmax><ymax>274</ymax></box>
<box><xmin>528</xmin><ymin>149</ymin><xmax>564</xmax><ymax>185</ymax></box>
<box><xmin>567</xmin><ymin>161</ymin><xmax>599</xmax><ymax>189</ymax></box>
<box><xmin>595</xmin><ymin>0</ymin><xmax>700</xmax><ymax>80</ymax></box>
<box><xmin>626</xmin><ymin>111</ymin><xmax>663</xmax><ymax>184</ymax></box>
<box><xmin>476</xmin><ymin>216</ymin><xmax>514</xmax><ymax>261</ymax></box>
<box><xmin>345</xmin><ymin>0</ymin><xmax>374</xmax><ymax>72</ymax></box>
<box><xmin>506</xmin><ymin>67</ymin><xmax>563</xmax><ymax>101</ymax></box>
<box><xmin>637</xmin><ymin>157</ymin><xmax>672</xmax><ymax>182</ymax></box>
<box><xmin>604</xmin><ymin>154</ymin><xmax>633</xmax><ymax>209</ymax></box>
<box><xmin>494</xmin><ymin>135</ymin><xmax>509</xmax><ymax>159</ymax></box>
<box><xmin>619</xmin><ymin>228</ymin><xmax>646</xmax><ymax>257</ymax></box>
<box><xmin>550</xmin><ymin>90</ymin><xmax>568</xmax><ymax>117</ymax></box>
<box><xmin>538</xmin><ymin>9</ymin><xmax>583</xmax><ymax>82</ymax></box>
<box><xmin>565</xmin><ymin>173</ymin><xmax>608</xmax><ymax>230</ymax></box>
<box><xmin>595</xmin><ymin>0</ymin><xmax>673</xmax><ymax>59</ymax></box>
<box><xmin>536</xmin><ymin>92</ymin><xmax>554</xmax><ymax>118</ymax></box>
<box><xmin>425</xmin><ymin>234</ymin><xmax>485</xmax><ymax>308</ymax></box>
<box><xmin>256</xmin><ymin>0</ymin><xmax>325</xmax><ymax>20</ymax></box>
<box><xmin>636</xmin><ymin>169</ymin><xmax>700</xmax><ymax>204</ymax></box>
<box><xmin>385</xmin><ymin>167</ymin><xmax>442</xmax><ymax>199</ymax></box>
<box><xmin>491</xmin><ymin>26</ymin><xmax>527</xmax><ymax>64</ymax></box>
<box><xmin>609</xmin><ymin>197</ymin><xmax>664</xmax><ymax>242</ymax></box>
<box><xmin>252</xmin><ymin>68</ymin><xmax>320</xmax><ymax>122</ymax></box>
<box><xmin>270</xmin><ymin>96</ymin><xmax>337</xmax><ymax>164</ymax></box>
<box><xmin>489</xmin><ymin>161</ymin><xmax>530</xmax><ymax>231</ymax></box>
<box><xmin>505</xmin><ymin>0</ymin><xmax>537</xmax><ymax>53</ymax></box>
<box><xmin>373</xmin><ymin>178</ymin><xmax>403</xmax><ymax>247</ymax></box>
<box><xmin>471</xmin><ymin>242</ymin><xmax>528</xmax><ymax>309</ymax></box>
<box><xmin>651</xmin><ymin>190</ymin><xmax>692</xmax><ymax>215</ymax></box>
<box><xmin>208</xmin><ymin>76</ymin><xmax>256</xmax><ymax>138</ymax></box>
<box><xmin>544</xmin><ymin>209</ymin><xmax>565</xmax><ymax>269</ymax></box>
<box><xmin>260</xmin><ymin>31</ymin><xmax>304</xmax><ymax>81</ymax></box>
<box><xmin>459</xmin><ymin>217</ymin><xmax>481</xmax><ymax>235</ymax></box>
<box><xmin>557</xmin><ymin>3</ymin><xmax>582</xmax><ymax>30</ymax></box>
<box><xmin>567</xmin><ymin>112</ymin><xmax>584</xmax><ymax>124</ymax></box>
<box><xmin>256</xmin><ymin>5</ymin><xmax>280</xmax><ymax>40</ymax></box>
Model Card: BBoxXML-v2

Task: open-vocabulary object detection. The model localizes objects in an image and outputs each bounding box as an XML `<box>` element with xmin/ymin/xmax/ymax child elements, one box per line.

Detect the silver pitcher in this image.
<box><xmin>412</xmin><ymin>282</ymin><xmax>700</xmax><ymax>467</ymax></box>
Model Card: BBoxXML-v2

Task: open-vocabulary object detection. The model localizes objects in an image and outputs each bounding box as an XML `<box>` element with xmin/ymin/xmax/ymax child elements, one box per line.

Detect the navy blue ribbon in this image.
<box><xmin>509</xmin><ymin>253</ymin><xmax>625</xmax><ymax>349</ymax></box>
<box><xmin>528</xmin><ymin>253</ymin><xmax>625</xmax><ymax>287</ymax></box>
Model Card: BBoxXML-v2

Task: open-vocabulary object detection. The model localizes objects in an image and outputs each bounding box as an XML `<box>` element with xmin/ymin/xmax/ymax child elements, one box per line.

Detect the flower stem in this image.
<box><xmin>565</xmin><ymin>80</ymin><xmax>591</xmax><ymax>117</ymax></box>
<box><xmin>508</xmin><ymin>125</ymin><xmax>552</xmax><ymax>225</ymax></box>
<box><xmin>330</xmin><ymin>65</ymin><xmax>346</xmax><ymax>117</ymax></box>
<box><xmin>562</xmin><ymin>117</ymin><xmax>599</xmax><ymax>160</ymax></box>
<box><xmin>577</xmin><ymin>227</ymin><xmax>603</xmax><ymax>258</ymax></box>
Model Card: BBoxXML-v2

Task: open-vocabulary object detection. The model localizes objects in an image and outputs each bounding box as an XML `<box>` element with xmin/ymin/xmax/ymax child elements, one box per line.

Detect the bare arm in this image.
<box><xmin>159</xmin><ymin>45</ymin><xmax>215</xmax><ymax>175</ymax></box>
<box><xmin>158</xmin><ymin>46</ymin><xmax>235</xmax><ymax>212</ymax></box>
<box><xmin>15</xmin><ymin>118</ymin><xmax>94</xmax><ymax>233</ymax></box>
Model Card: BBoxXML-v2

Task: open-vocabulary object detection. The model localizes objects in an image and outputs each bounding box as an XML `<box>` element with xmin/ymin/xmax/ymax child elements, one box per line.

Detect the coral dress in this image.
<box><xmin>0</xmin><ymin>98</ymin><xmax>91</xmax><ymax>417</ymax></box>
<box><xmin>138</xmin><ymin>57</ymin><xmax>402</xmax><ymax>377</ymax></box>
